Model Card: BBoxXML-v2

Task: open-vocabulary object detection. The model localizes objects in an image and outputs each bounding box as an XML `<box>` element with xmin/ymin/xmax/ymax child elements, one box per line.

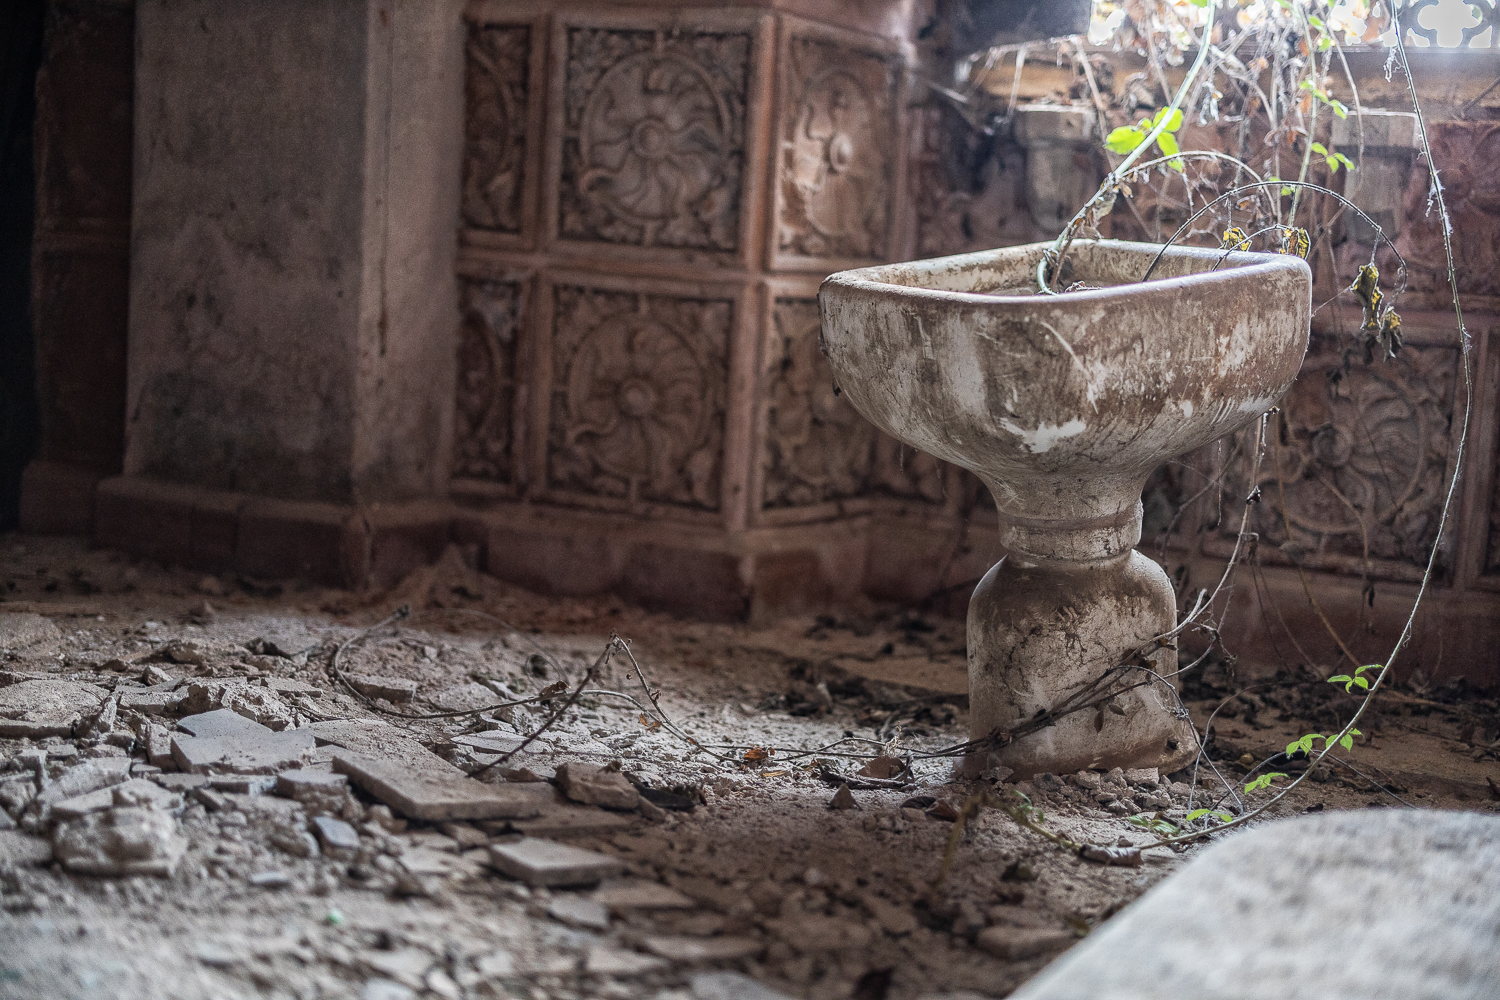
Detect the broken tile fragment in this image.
<box><xmin>332</xmin><ymin>751</ymin><xmax>541</xmax><ymax>822</ymax></box>
<box><xmin>177</xmin><ymin>708</ymin><xmax>271</xmax><ymax>738</ymax></box>
<box><xmin>53</xmin><ymin>806</ymin><xmax>187</xmax><ymax>876</ymax></box>
<box><xmin>487</xmin><ymin>837</ymin><xmax>625</xmax><ymax>887</ymax></box>
<box><xmin>507</xmin><ymin>803</ymin><xmax>635</xmax><ymax>840</ymax></box>
<box><xmin>311</xmin><ymin>815</ymin><xmax>361</xmax><ymax>853</ymax></box>
<box><xmin>641</xmin><ymin>936</ymin><xmax>764</xmax><ymax>962</ymax></box>
<box><xmin>344</xmin><ymin>674</ymin><xmax>418</xmax><ymax>704</ymax></box>
<box><xmin>592</xmin><ymin>878</ymin><xmax>696</xmax><ymax>912</ymax></box>
<box><xmin>556</xmin><ymin>762</ymin><xmax>640</xmax><ymax>810</ymax></box>
<box><xmin>276</xmin><ymin>768</ymin><xmax>349</xmax><ymax>814</ymax></box>
<box><xmin>0</xmin><ymin>679</ymin><xmax>107</xmax><ymax>738</ymax></box>
<box><xmin>975</xmin><ymin>925</ymin><xmax>1075</xmax><ymax>960</ymax></box>
<box><xmin>170</xmin><ymin>727</ymin><xmax>315</xmax><ymax>775</ymax></box>
<box><xmin>150</xmin><ymin>772</ymin><xmax>210</xmax><ymax>792</ymax></box>
<box><xmin>35</xmin><ymin>758</ymin><xmax>132</xmax><ymax>811</ymax></box>
<box><xmin>583</xmin><ymin>948</ymin><xmax>667</xmax><ymax>976</ymax></box>
<box><xmin>546</xmin><ymin>896</ymin><xmax>610</xmax><ymax>930</ymax></box>
<box><xmin>118</xmin><ymin>687</ymin><xmax>185</xmax><ymax>716</ymax></box>
<box><xmin>179</xmin><ymin>681</ymin><xmax>295</xmax><ymax>730</ymax></box>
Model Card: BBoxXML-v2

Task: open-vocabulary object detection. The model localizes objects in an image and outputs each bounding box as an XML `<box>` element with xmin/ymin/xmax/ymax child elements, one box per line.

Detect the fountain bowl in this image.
<box><xmin>820</xmin><ymin>240</ymin><xmax>1310</xmax><ymax>776</ymax></box>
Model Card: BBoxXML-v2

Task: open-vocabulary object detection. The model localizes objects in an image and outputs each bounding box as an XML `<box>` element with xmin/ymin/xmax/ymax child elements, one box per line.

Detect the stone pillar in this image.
<box><xmin>1331</xmin><ymin>109</ymin><xmax>1418</xmax><ymax>246</ymax></box>
<box><xmin>1012</xmin><ymin>105</ymin><xmax>1098</xmax><ymax>233</ymax></box>
<box><xmin>99</xmin><ymin>0</ymin><xmax>466</xmax><ymax>584</ymax></box>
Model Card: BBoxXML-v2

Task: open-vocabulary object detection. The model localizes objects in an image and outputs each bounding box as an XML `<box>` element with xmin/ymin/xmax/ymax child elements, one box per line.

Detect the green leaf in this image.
<box><xmin>1355</xmin><ymin>664</ymin><xmax>1379</xmax><ymax>676</ymax></box>
<box><xmin>1339</xmin><ymin>734</ymin><xmax>1354</xmax><ymax>750</ymax></box>
<box><xmin>1318</xmin><ymin>34</ymin><xmax>1334</xmax><ymax>51</ymax></box>
<box><xmin>1353</xmin><ymin>676</ymin><xmax>1370</xmax><ymax>690</ymax></box>
<box><xmin>1157</xmin><ymin>132</ymin><xmax>1180</xmax><ymax>158</ymax></box>
<box><xmin>1188</xmin><ymin>0</ymin><xmax>1209</xmax><ymax>6</ymax></box>
<box><xmin>1185</xmin><ymin>808</ymin><xmax>1214</xmax><ymax>822</ymax></box>
<box><xmin>1244</xmin><ymin>772</ymin><xmax>1290</xmax><ymax>793</ymax></box>
<box><xmin>1332</xmin><ymin>101</ymin><xmax>1349</xmax><ymax>120</ymax></box>
<box><xmin>1308</xmin><ymin>14</ymin><xmax>1326</xmax><ymax>29</ymax></box>
<box><xmin>1216</xmin><ymin>812</ymin><xmax>1233</xmax><ymax>823</ymax></box>
<box><xmin>1328</xmin><ymin>674</ymin><xmax>1352</xmax><ymax>685</ymax></box>
<box><xmin>1310</xmin><ymin>142</ymin><xmax>1329</xmax><ymax>156</ymax></box>
<box><xmin>1152</xmin><ymin>107</ymin><xmax>1185</xmax><ymax>132</ymax></box>
<box><xmin>1106</xmin><ymin>126</ymin><xmax>1147</xmax><ymax>155</ymax></box>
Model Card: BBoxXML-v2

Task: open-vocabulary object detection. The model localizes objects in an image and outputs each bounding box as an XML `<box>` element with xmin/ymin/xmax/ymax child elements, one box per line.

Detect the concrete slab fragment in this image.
<box><xmin>170</xmin><ymin>727</ymin><xmax>316</xmax><ymax>774</ymax></box>
<box><xmin>487</xmin><ymin>837</ymin><xmax>625</xmax><ymax>887</ymax></box>
<box><xmin>0</xmin><ymin>679</ymin><xmax>106</xmax><ymax>738</ymax></box>
<box><xmin>35</xmin><ymin>758</ymin><xmax>133</xmax><ymax>809</ymax></box>
<box><xmin>177</xmin><ymin>708</ymin><xmax>272</xmax><ymax>738</ymax></box>
<box><xmin>344</xmin><ymin>674</ymin><xmax>417</xmax><ymax>704</ymax></box>
<box><xmin>508</xmin><ymin>804</ymin><xmax>636</xmax><ymax>840</ymax></box>
<box><xmin>592</xmin><ymin>878</ymin><xmax>697</xmax><ymax>912</ymax></box>
<box><xmin>642</xmin><ymin>936</ymin><xmax>764</xmax><ymax>962</ymax></box>
<box><xmin>311</xmin><ymin>815</ymin><xmax>361</xmax><ymax>852</ymax></box>
<box><xmin>331</xmin><ymin>751</ymin><xmax>542</xmax><ymax>822</ymax></box>
<box><xmin>1012</xmin><ymin>810</ymin><xmax>1500</xmax><ymax>1000</ymax></box>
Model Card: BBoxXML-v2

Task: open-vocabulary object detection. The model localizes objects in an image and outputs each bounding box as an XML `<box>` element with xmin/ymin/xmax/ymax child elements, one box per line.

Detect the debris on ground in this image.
<box><xmin>0</xmin><ymin>534</ymin><xmax>1496</xmax><ymax>999</ymax></box>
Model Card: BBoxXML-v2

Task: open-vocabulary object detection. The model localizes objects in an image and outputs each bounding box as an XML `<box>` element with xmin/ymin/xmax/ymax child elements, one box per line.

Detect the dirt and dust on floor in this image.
<box><xmin>0</xmin><ymin>534</ymin><xmax>1497</xmax><ymax>1000</ymax></box>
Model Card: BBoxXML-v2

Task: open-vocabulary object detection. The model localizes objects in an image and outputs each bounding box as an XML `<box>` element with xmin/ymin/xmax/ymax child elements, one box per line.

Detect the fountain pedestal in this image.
<box><xmin>820</xmin><ymin>240</ymin><xmax>1311</xmax><ymax>777</ymax></box>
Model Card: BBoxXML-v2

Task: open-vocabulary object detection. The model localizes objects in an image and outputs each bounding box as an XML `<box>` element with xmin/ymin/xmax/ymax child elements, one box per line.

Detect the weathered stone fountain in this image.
<box><xmin>820</xmin><ymin>240</ymin><xmax>1311</xmax><ymax>777</ymax></box>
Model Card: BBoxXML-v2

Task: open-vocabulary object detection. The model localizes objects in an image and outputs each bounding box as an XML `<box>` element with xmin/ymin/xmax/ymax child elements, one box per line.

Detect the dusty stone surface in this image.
<box><xmin>0</xmin><ymin>613</ymin><xmax>61</xmax><ymax>653</ymax></box>
<box><xmin>489</xmin><ymin>837</ymin><xmax>628</xmax><ymax>888</ymax></box>
<box><xmin>0</xmin><ymin>679</ymin><xmax>106</xmax><ymax>737</ymax></box>
<box><xmin>179</xmin><ymin>682</ymin><xmax>295</xmax><ymax>730</ymax></box>
<box><xmin>1016</xmin><ymin>810</ymin><xmax>1500</xmax><ymax>999</ymax></box>
<box><xmin>332</xmin><ymin>751</ymin><xmax>541</xmax><ymax>822</ymax></box>
<box><xmin>556</xmin><ymin>761</ymin><xmax>641</xmax><ymax>810</ymax></box>
<box><xmin>53</xmin><ymin>806</ymin><xmax>187</xmax><ymax>877</ymax></box>
<box><xmin>170</xmin><ymin>727</ymin><xmax>316</xmax><ymax>775</ymax></box>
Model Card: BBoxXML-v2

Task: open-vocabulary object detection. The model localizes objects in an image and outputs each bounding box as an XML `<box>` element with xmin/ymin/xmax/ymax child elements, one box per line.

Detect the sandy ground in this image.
<box><xmin>1</xmin><ymin>533</ymin><xmax>1496</xmax><ymax>1000</ymax></box>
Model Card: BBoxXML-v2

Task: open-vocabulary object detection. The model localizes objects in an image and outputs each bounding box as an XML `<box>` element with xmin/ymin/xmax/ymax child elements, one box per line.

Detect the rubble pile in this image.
<box><xmin>5</xmin><ymin>537</ymin><xmax>1482</xmax><ymax>1000</ymax></box>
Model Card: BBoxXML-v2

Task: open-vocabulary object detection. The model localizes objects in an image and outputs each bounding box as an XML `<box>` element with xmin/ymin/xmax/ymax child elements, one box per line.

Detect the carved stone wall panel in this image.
<box><xmin>554</xmin><ymin>18</ymin><xmax>755</xmax><ymax>255</ymax></box>
<box><xmin>761</xmin><ymin>297</ymin><xmax>874</xmax><ymax>508</ymax></box>
<box><xmin>909</xmin><ymin>104</ymin><xmax>1036</xmax><ymax>260</ymax></box>
<box><xmin>1381</xmin><ymin>122</ymin><xmax>1500</xmax><ymax>309</ymax></box>
<box><xmin>773</xmin><ymin>23</ymin><xmax>902</xmax><ymax>269</ymax></box>
<box><xmin>547</xmin><ymin>283</ymin><xmax>730</xmax><ymax>511</ymax></box>
<box><xmin>452</xmin><ymin>278</ymin><xmax>524</xmax><ymax>485</ymax></box>
<box><xmin>462</xmin><ymin>24</ymin><xmax>531</xmax><ymax>235</ymax></box>
<box><xmin>1210</xmin><ymin>338</ymin><xmax>1460</xmax><ymax>580</ymax></box>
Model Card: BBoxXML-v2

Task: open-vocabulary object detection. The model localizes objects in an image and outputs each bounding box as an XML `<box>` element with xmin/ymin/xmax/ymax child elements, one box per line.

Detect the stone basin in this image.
<box><xmin>819</xmin><ymin>240</ymin><xmax>1311</xmax><ymax>777</ymax></box>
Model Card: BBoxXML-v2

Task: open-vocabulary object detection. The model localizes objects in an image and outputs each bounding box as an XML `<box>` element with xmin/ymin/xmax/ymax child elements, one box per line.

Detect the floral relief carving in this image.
<box><xmin>762</xmin><ymin>299</ymin><xmax>874</xmax><ymax>507</ymax></box>
<box><xmin>549</xmin><ymin>286</ymin><xmax>728</xmax><ymax>509</ymax></box>
<box><xmin>560</xmin><ymin>27</ymin><xmax>750</xmax><ymax>250</ymax></box>
<box><xmin>1218</xmin><ymin>341</ymin><xmax>1458</xmax><ymax>575</ymax></box>
<box><xmin>462</xmin><ymin>25</ymin><xmax>530</xmax><ymax>233</ymax></box>
<box><xmin>453</xmin><ymin>279</ymin><xmax>522</xmax><ymax>483</ymax></box>
<box><xmin>778</xmin><ymin>37</ymin><xmax>897</xmax><ymax>261</ymax></box>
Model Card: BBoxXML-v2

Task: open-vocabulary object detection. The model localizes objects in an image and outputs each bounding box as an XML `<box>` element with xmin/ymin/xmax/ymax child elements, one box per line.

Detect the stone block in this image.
<box><xmin>1011</xmin><ymin>810</ymin><xmax>1500</xmax><ymax>999</ymax></box>
<box><xmin>311</xmin><ymin>814</ymin><xmax>361</xmax><ymax>852</ymax></box>
<box><xmin>487</xmin><ymin>837</ymin><xmax>625</xmax><ymax>887</ymax></box>
<box><xmin>177</xmin><ymin>708</ymin><xmax>272</xmax><ymax>738</ymax></box>
<box><xmin>53</xmin><ymin>806</ymin><xmax>186</xmax><ymax>877</ymax></box>
<box><xmin>94</xmin><ymin>476</ymin><xmax>196</xmax><ymax>566</ymax></box>
<box><xmin>507</xmin><ymin>802</ymin><xmax>635</xmax><ymax>840</ymax></box>
<box><xmin>592</xmin><ymin>878</ymin><xmax>696</xmax><ymax>912</ymax></box>
<box><xmin>344</xmin><ymin>674</ymin><xmax>418</xmax><ymax>704</ymax></box>
<box><xmin>555</xmin><ymin>762</ymin><xmax>640</xmax><ymax>810</ymax></box>
<box><xmin>331</xmin><ymin>751</ymin><xmax>542</xmax><ymax>822</ymax></box>
<box><xmin>170</xmin><ymin>727</ymin><xmax>316</xmax><ymax>775</ymax></box>
<box><xmin>237</xmin><ymin>498</ymin><xmax>360</xmax><ymax>586</ymax></box>
<box><xmin>0</xmin><ymin>679</ymin><xmax>105</xmax><ymax>738</ymax></box>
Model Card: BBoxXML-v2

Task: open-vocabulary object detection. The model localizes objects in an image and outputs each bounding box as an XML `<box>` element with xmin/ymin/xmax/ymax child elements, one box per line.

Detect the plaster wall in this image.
<box><xmin>126</xmin><ymin>0</ymin><xmax>462</xmax><ymax>505</ymax></box>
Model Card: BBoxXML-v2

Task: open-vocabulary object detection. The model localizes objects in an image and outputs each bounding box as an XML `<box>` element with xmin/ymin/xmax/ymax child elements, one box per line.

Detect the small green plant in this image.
<box><xmin>1126</xmin><ymin>812</ymin><xmax>1181</xmax><ymax>837</ymax></box>
<box><xmin>1185</xmin><ymin>807</ymin><xmax>1233</xmax><ymax>825</ymax></box>
<box><xmin>1328</xmin><ymin>664</ymin><xmax>1380</xmax><ymax>693</ymax></box>
<box><xmin>1308</xmin><ymin>141</ymin><xmax>1353</xmax><ymax>174</ymax></box>
<box><xmin>1243</xmin><ymin>772</ymin><xmax>1289</xmax><ymax>794</ymax></box>
<box><xmin>1105</xmin><ymin>107</ymin><xmax>1185</xmax><ymax>171</ymax></box>
<box><xmin>1287</xmin><ymin>729</ymin><xmax>1360</xmax><ymax>757</ymax></box>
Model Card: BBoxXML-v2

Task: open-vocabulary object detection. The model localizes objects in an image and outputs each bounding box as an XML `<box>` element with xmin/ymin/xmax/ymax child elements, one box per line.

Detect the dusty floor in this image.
<box><xmin>1</xmin><ymin>534</ymin><xmax>1497</xmax><ymax>1000</ymax></box>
